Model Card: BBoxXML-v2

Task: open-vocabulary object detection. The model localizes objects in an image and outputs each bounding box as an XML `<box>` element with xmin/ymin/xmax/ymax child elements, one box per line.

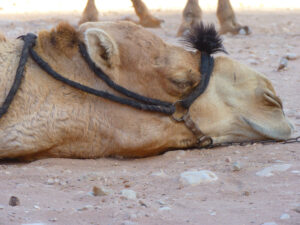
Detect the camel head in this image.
<box><xmin>78</xmin><ymin>21</ymin><xmax>292</xmax><ymax>147</ymax></box>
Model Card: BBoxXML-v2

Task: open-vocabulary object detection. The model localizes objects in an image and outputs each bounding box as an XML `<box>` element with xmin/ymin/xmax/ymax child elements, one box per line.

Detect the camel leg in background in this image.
<box><xmin>217</xmin><ymin>0</ymin><xmax>250</xmax><ymax>35</ymax></box>
<box><xmin>79</xmin><ymin>0</ymin><xmax>99</xmax><ymax>25</ymax></box>
<box><xmin>176</xmin><ymin>0</ymin><xmax>202</xmax><ymax>37</ymax></box>
<box><xmin>0</xmin><ymin>32</ymin><xmax>6</xmax><ymax>41</ymax></box>
<box><xmin>131</xmin><ymin>0</ymin><xmax>163</xmax><ymax>28</ymax></box>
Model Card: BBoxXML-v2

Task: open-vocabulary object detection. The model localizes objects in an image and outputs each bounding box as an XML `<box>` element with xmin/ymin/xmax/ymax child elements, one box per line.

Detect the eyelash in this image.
<box><xmin>171</xmin><ymin>79</ymin><xmax>193</xmax><ymax>89</ymax></box>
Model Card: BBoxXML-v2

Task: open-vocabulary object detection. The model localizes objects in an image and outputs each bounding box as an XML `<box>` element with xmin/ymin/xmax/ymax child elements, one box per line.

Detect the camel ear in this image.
<box><xmin>84</xmin><ymin>28</ymin><xmax>120</xmax><ymax>68</ymax></box>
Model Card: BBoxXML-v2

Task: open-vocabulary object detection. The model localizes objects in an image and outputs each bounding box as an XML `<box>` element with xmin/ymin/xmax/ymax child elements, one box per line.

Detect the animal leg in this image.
<box><xmin>130</xmin><ymin>0</ymin><xmax>163</xmax><ymax>28</ymax></box>
<box><xmin>176</xmin><ymin>0</ymin><xmax>202</xmax><ymax>37</ymax></box>
<box><xmin>0</xmin><ymin>32</ymin><xmax>6</xmax><ymax>42</ymax></box>
<box><xmin>78</xmin><ymin>0</ymin><xmax>99</xmax><ymax>25</ymax></box>
<box><xmin>217</xmin><ymin>0</ymin><xmax>250</xmax><ymax>35</ymax></box>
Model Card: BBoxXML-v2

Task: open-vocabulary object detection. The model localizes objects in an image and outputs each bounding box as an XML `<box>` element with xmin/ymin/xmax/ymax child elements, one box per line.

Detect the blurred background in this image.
<box><xmin>0</xmin><ymin>0</ymin><xmax>300</xmax><ymax>14</ymax></box>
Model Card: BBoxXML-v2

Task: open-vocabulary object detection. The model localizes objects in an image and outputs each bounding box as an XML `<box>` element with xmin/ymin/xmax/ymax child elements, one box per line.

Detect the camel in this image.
<box><xmin>177</xmin><ymin>0</ymin><xmax>250</xmax><ymax>36</ymax></box>
<box><xmin>79</xmin><ymin>0</ymin><xmax>163</xmax><ymax>28</ymax></box>
<box><xmin>0</xmin><ymin>21</ymin><xmax>292</xmax><ymax>160</ymax></box>
<box><xmin>79</xmin><ymin>0</ymin><xmax>250</xmax><ymax>35</ymax></box>
<box><xmin>0</xmin><ymin>32</ymin><xmax>5</xmax><ymax>42</ymax></box>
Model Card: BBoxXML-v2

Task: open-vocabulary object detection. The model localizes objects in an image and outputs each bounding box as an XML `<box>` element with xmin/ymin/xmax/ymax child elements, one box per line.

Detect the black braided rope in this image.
<box><xmin>0</xmin><ymin>33</ymin><xmax>37</xmax><ymax>119</ymax></box>
<box><xmin>29</xmin><ymin>48</ymin><xmax>175</xmax><ymax>115</ymax></box>
<box><xmin>0</xmin><ymin>33</ymin><xmax>214</xmax><ymax>119</ymax></box>
<box><xmin>79</xmin><ymin>42</ymin><xmax>173</xmax><ymax>107</ymax></box>
<box><xmin>181</xmin><ymin>53</ymin><xmax>214</xmax><ymax>109</ymax></box>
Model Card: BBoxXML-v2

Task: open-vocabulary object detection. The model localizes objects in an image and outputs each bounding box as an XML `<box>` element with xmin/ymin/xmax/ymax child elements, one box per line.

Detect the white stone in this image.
<box><xmin>47</xmin><ymin>178</ymin><xmax>55</xmax><ymax>185</ymax></box>
<box><xmin>0</xmin><ymin>205</ymin><xmax>4</xmax><ymax>210</ymax></box>
<box><xmin>280</xmin><ymin>213</ymin><xmax>290</xmax><ymax>220</ymax></box>
<box><xmin>291</xmin><ymin>170</ymin><xmax>300</xmax><ymax>174</ymax></box>
<box><xmin>159</xmin><ymin>206</ymin><xmax>171</xmax><ymax>211</ymax></box>
<box><xmin>239</xmin><ymin>28</ymin><xmax>247</xmax><ymax>35</ymax></box>
<box><xmin>122</xmin><ymin>221</ymin><xmax>137</xmax><ymax>225</ymax></box>
<box><xmin>121</xmin><ymin>189</ymin><xmax>137</xmax><ymax>200</ymax></box>
<box><xmin>277</xmin><ymin>57</ymin><xmax>288</xmax><ymax>71</ymax></box>
<box><xmin>209</xmin><ymin>210</ymin><xmax>217</xmax><ymax>216</ymax></box>
<box><xmin>256</xmin><ymin>164</ymin><xmax>291</xmax><ymax>177</ymax></box>
<box><xmin>261</xmin><ymin>222</ymin><xmax>278</xmax><ymax>225</ymax></box>
<box><xmin>129</xmin><ymin>214</ymin><xmax>138</xmax><ymax>220</ymax></box>
<box><xmin>77</xmin><ymin>205</ymin><xmax>93</xmax><ymax>211</ymax></box>
<box><xmin>232</xmin><ymin>162</ymin><xmax>241</xmax><ymax>171</ymax></box>
<box><xmin>285</xmin><ymin>53</ymin><xmax>298</xmax><ymax>60</ymax></box>
<box><xmin>157</xmin><ymin>200</ymin><xmax>166</xmax><ymax>206</ymax></box>
<box><xmin>180</xmin><ymin>170</ymin><xmax>218</xmax><ymax>186</ymax></box>
<box><xmin>22</xmin><ymin>223</ymin><xmax>46</xmax><ymax>225</ymax></box>
<box><xmin>247</xmin><ymin>59</ymin><xmax>259</xmax><ymax>65</ymax></box>
<box><xmin>151</xmin><ymin>170</ymin><xmax>168</xmax><ymax>178</ymax></box>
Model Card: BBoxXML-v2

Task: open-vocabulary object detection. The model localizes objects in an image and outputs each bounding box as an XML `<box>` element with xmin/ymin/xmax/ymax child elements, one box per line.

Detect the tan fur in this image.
<box><xmin>217</xmin><ymin>0</ymin><xmax>250</xmax><ymax>35</ymax></box>
<box><xmin>0</xmin><ymin>32</ymin><xmax>6</xmax><ymax>42</ymax></box>
<box><xmin>0</xmin><ymin>22</ymin><xmax>291</xmax><ymax>160</ymax></box>
<box><xmin>79</xmin><ymin>0</ymin><xmax>163</xmax><ymax>28</ymax></box>
<box><xmin>177</xmin><ymin>0</ymin><xmax>202</xmax><ymax>37</ymax></box>
<box><xmin>78</xmin><ymin>0</ymin><xmax>99</xmax><ymax>25</ymax></box>
<box><xmin>177</xmin><ymin>0</ymin><xmax>250</xmax><ymax>36</ymax></box>
<box><xmin>130</xmin><ymin>0</ymin><xmax>163</xmax><ymax>28</ymax></box>
<box><xmin>79</xmin><ymin>0</ymin><xmax>249</xmax><ymax>33</ymax></box>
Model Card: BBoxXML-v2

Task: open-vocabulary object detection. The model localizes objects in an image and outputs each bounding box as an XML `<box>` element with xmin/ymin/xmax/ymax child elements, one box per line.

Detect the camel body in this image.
<box><xmin>0</xmin><ymin>22</ymin><xmax>292</xmax><ymax>160</ymax></box>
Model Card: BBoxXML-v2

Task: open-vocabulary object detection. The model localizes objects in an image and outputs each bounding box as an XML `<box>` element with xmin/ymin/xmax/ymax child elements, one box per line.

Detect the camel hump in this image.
<box><xmin>182</xmin><ymin>22</ymin><xmax>227</xmax><ymax>55</ymax></box>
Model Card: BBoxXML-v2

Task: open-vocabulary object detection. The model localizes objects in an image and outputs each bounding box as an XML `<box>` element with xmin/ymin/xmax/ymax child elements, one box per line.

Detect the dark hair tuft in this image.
<box><xmin>183</xmin><ymin>22</ymin><xmax>227</xmax><ymax>55</ymax></box>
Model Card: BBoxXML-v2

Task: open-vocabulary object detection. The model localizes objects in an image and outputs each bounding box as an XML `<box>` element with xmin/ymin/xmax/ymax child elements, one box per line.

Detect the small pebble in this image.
<box><xmin>247</xmin><ymin>59</ymin><xmax>259</xmax><ymax>65</ymax></box>
<box><xmin>0</xmin><ymin>204</ymin><xmax>4</xmax><ymax>210</ymax></box>
<box><xmin>77</xmin><ymin>205</ymin><xmax>93</xmax><ymax>211</ymax></box>
<box><xmin>293</xmin><ymin>205</ymin><xmax>300</xmax><ymax>213</ymax></box>
<box><xmin>47</xmin><ymin>178</ymin><xmax>55</xmax><ymax>185</ymax></box>
<box><xmin>151</xmin><ymin>170</ymin><xmax>168</xmax><ymax>177</ymax></box>
<box><xmin>232</xmin><ymin>162</ymin><xmax>241</xmax><ymax>171</ymax></box>
<box><xmin>121</xmin><ymin>189</ymin><xmax>137</xmax><ymax>200</ymax></box>
<box><xmin>9</xmin><ymin>196</ymin><xmax>20</xmax><ymax>206</ymax></box>
<box><xmin>277</xmin><ymin>57</ymin><xmax>288</xmax><ymax>71</ymax></box>
<box><xmin>49</xmin><ymin>218</ymin><xmax>57</xmax><ymax>222</ymax></box>
<box><xmin>139</xmin><ymin>200</ymin><xmax>147</xmax><ymax>207</ymax></box>
<box><xmin>121</xmin><ymin>221</ymin><xmax>137</xmax><ymax>225</ymax></box>
<box><xmin>280</xmin><ymin>213</ymin><xmax>290</xmax><ymax>220</ymax></box>
<box><xmin>209</xmin><ymin>211</ymin><xmax>217</xmax><ymax>216</ymax></box>
<box><xmin>92</xmin><ymin>186</ymin><xmax>106</xmax><ymax>196</ymax></box>
<box><xmin>159</xmin><ymin>206</ymin><xmax>171</xmax><ymax>211</ymax></box>
<box><xmin>239</xmin><ymin>28</ymin><xmax>247</xmax><ymax>35</ymax></box>
<box><xmin>261</xmin><ymin>222</ymin><xmax>278</xmax><ymax>225</ymax></box>
<box><xmin>34</xmin><ymin>205</ymin><xmax>40</xmax><ymax>209</ymax></box>
<box><xmin>158</xmin><ymin>200</ymin><xmax>166</xmax><ymax>206</ymax></box>
<box><xmin>225</xmin><ymin>157</ymin><xmax>231</xmax><ymax>163</ymax></box>
<box><xmin>285</xmin><ymin>53</ymin><xmax>298</xmax><ymax>60</ymax></box>
<box><xmin>22</xmin><ymin>224</ymin><xmax>46</xmax><ymax>225</ymax></box>
<box><xmin>130</xmin><ymin>214</ymin><xmax>138</xmax><ymax>220</ymax></box>
<box><xmin>243</xmin><ymin>191</ymin><xmax>250</xmax><ymax>196</ymax></box>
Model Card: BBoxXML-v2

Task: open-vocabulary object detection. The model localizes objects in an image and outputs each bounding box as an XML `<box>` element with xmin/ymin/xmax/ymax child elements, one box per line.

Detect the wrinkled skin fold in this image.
<box><xmin>0</xmin><ymin>21</ymin><xmax>293</xmax><ymax>160</ymax></box>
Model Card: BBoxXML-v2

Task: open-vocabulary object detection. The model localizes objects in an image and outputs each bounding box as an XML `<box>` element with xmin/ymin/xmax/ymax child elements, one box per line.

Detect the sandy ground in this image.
<box><xmin>0</xmin><ymin>4</ymin><xmax>300</xmax><ymax>225</ymax></box>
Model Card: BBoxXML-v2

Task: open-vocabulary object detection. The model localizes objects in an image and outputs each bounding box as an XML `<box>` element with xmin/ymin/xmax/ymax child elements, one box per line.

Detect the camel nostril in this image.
<box><xmin>263</xmin><ymin>91</ymin><xmax>283</xmax><ymax>109</ymax></box>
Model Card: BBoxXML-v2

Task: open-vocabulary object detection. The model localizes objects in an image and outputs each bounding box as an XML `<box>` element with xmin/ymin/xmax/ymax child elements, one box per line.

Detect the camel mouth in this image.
<box><xmin>242</xmin><ymin>116</ymin><xmax>293</xmax><ymax>141</ymax></box>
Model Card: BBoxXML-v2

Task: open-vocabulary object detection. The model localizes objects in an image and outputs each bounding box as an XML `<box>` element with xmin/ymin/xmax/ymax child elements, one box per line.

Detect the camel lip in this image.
<box><xmin>241</xmin><ymin>116</ymin><xmax>293</xmax><ymax>141</ymax></box>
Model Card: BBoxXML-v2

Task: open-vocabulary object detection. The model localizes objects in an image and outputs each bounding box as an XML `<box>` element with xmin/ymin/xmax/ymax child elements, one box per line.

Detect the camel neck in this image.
<box><xmin>0</xmin><ymin>40</ymin><xmax>24</xmax><ymax>106</ymax></box>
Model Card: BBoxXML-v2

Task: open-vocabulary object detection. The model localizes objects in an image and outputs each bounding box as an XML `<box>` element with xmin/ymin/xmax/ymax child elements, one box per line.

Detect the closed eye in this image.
<box><xmin>169</xmin><ymin>78</ymin><xmax>194</xmax><ymax>89</ymax></box>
